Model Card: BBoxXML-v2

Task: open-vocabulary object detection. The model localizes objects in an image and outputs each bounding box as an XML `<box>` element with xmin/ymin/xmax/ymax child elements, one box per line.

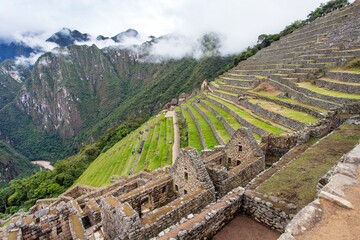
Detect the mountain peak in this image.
<box><xmin>111</xmin><ymin>28</ymin><xmax>139</xmax><ymax>42</ymax></box>
<box><xmin>46</xmin><ymin>28</ymin><xmax>91</xmax><ymax>46</ymax></box>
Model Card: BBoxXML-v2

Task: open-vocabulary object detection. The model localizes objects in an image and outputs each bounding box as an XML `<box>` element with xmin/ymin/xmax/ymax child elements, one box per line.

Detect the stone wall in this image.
<box><xmin>159</xmin><ymin>187</ymin><xmax>245</xmax><ymax>240</ymax></box>
<box><xmin>171</xmin><ymin>147</ymin><xmax>215</xmax><ymax>197</ymax></box>
<box><xmin>316</xmin><ymin>78</ymin><xmax>360</xmax><ymax>94</ymax></box>
<box><xmin>141</xmin><ymin>189</ymin><xmax>214</xmax><ymax>239</ymax></box>
<box><xmin>101</xmin><ymin>197</ymin><xmax>141</xmax><ymax>240</ymax></box>
<box><xmin>239</xmin><ymin>100</ymin><xmax>306</xmax><ymax>131</ymax></box>
<box><xmin>242</xmin><ymin>190</ymin><xmax>294</xmax><ymax>232</ymax></box>
<box><xmin>61</xmin><ymin>184</ymin><xmax>97</xmax><ymax>199</ymax></box>
<box><xmin>118</xmin><ymin>176</ymin><xmax>176</xmax><ymax>215</ymax></box>
<box><xmin>249</xmin><ymin>93</ymin><xmax>323</xmax><ymax>118</ymax></box>
<box><xmin>6</xmin><ymin>201</ymin><xmax>75</xmax><ymax>240</ymax></box>
<box><xmin>204</xmin><ymin>95</ymin><xmax>267</xmax><ymax>136</ymax></box>
<box><xmin>268</xmin><ymin>79</ymin><xmax>339</xmax><ymax>110</ymax></box>
<box><xmin>191</xmin><ymin>102</ymin><xmax>224</xmax><ymax>145</ymax></box>
<box><xmin>184</xmin><ymin>107</ymin><xmax>207</xmax><ymax>149</ymax></box>
<box><xmin>210</xmin><ymin>157</ymin><xmax>265</xmax><ymax>197</ymax></box>
<box><xmin>199</xmin><ymin>100</ymin><xmax>235</xmax><ymax>135</ymax></box>
<box><xmin>327</xmin><ymin>71</ymin><xmax>360</xmax><ymax>83</ymax></box>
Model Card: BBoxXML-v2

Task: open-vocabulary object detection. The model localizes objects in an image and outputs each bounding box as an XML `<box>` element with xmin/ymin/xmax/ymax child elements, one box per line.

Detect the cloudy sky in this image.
<box><xmin>0</xmin><ymin>0</ymin><xmax>349</xmax><ymax>57</ymax></box>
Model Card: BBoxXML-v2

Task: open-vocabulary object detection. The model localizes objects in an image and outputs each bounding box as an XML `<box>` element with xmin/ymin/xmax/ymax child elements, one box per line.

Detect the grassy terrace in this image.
<box><xmin>298</xmin><ymin>82</ymin><xmax>360</xmax><ymax>100</ymax></box>
<box><xmin>248</xmin><ymin>99</ymin><xmax>319</xmax><ymax>124</ymax></box>
<box><xmin>201</xmin><ymin>99</ymin><xmax>242</xmax><ymax>130</ymax></box>
<box><xmin>182</xmin><ymin>108</ymin><xmax>203</xmax><ymax>152</ymax></box>
<box><xmin>187</xmin><ymin>105</ymin><xmax>218</xmax><ymax>149</ymax></box>
<box><xmin>76</xmin><ymin>114</ymin><xmax>174</xmax><ymax>187</ymax></box>
<box><xmin>319</xmin><ymin>77</ymin><xmax>360</xmax><ymax>86</ymax></box>
<box><xmin>207</xmin><ymin>94</ymin><xmax>288</xmax><ymax>135</ymax></box>
<box><xmin>250</xmin><ymin>90</ymin><xmax>328</xmax><ymax>114</ymax></box>
<box><xmin>257</xmin><ymin>123</ymin><xmax>360</xmax><ymax>208</ymax></box>
<box><xmin>214</xmin><ymin>89</ymin><xmax>237</xmax><ymax>97</ymax></box>
<box><xmin>195</xmin><ymin>102</ymin><xmax>232</xmax><ymax>143</ymax></box>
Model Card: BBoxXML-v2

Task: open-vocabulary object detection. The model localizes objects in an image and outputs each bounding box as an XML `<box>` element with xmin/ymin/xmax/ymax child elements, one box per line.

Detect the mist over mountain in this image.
<box><xmin>0</xmin><ymin>27</ymin><xmax>227</xmax><ymax>66</ymax></box>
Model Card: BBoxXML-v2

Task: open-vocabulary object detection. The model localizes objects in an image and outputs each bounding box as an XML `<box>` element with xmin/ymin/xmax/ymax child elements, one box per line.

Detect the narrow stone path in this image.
<box><xmin>165</xmin><ymin>110</ymin><xmax>180</xmax><ymax>164</ymax></box>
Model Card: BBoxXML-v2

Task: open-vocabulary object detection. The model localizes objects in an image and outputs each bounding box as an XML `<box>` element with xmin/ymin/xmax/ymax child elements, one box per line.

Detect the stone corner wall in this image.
<box><xmin>243</xmin><ymin>190</ymin><xmax>294</xmax><ymax>233</ymax></box>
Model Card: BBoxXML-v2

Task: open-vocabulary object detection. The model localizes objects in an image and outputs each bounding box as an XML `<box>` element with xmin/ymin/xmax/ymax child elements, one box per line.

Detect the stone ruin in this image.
<box><xmin>0</xmin><ymin>128</ymin><xmax>267</xmax><ymax>240</ymax></box>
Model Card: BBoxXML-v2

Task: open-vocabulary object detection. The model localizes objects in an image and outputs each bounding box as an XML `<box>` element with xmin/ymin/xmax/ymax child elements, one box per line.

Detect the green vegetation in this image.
<box><xmin>187</xmin><ymin>105</ymin><xmax>218</xmax><ymax>149</ymax></box>
<box><xmin>0</xmin><ymin>119</ymin><xmax>141</xmax><ymax>217</ymax></box>
<box><xmin>0</xmin><ymin>141</ymin><xmax>36</xmax><ymax>188</ymax></box>
<box><xmin>251</xmin><ymin>90</ymin><xmax>328</xmax><ymax>114</ymax></box>
<box><xmin>331</xmin><ymin>58</ymin><xmax>360</xmax><ymax>74</ymax></box>
<box><xmin>298</xmin><ymin>82</ymin><xmax>360</xmax><ymax>99</ymax></box>
<box><xmin>75</xmin><ymin>114</ymin><xmax>174</xmax><ymax>187</ymax></box>
<box><xmin>206</xmin><ymin>94</ymin><xmax>287</xmax><ymax>135</ymax></box>
<box><xmin>182</xmin><ymin>109</ymin><xmax>203</xmax><ymax>152</ymax></box>
<box><xmin>257</xmin><ymin>123</ymin><xmax>360</xmax><ymax>208</ymax></box>
<box><xmin>176</xmin><ymin>108</ymin><xmax>189</xmax><ymax>148</ymax></box>
<box><xmin>248</xmin><ymin>99</ymin><xmax>319</xmax><ymax>124</ymax></box>
<box><xmin>201</xmin><ymin>100</ymin><xmax>243</xmax><ymax>130</ymax></box>
<box><xmin>234</xmin><ymin>0</ymin><xmax>349</xmax><ymax>66</ymax></box>
<box><xmin>195</xmin><ymin>103</ymin><xmax>231</xmax><ymax>143</ymax></box>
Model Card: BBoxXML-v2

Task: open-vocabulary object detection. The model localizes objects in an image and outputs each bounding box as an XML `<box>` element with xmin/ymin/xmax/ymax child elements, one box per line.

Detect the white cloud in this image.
<box><xmin>1</xmin><ymin>0</ymin><xmax>355</xmax><ymax>63</ymax></box>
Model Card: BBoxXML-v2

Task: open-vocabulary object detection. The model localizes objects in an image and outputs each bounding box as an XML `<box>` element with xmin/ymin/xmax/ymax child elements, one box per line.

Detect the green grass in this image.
<box><xmin>182</xmin><ymin>108</ymin><xmax>203</xmax><ymax>152</ymax></box>
<box><xmin>214</xmin><ymin>89</ymin><xmax>237</xmax><ymax>97</ymax></box>
<box><xmin>251</xmin><ymin>91</ymin><xmax>328</xmax><ymax>114</ymax></box>
<box><xmin>206</xmin><ymin>94</ymin><xmax>287</xmax><ymax>135</ymax></box>
<box><xmin>165</xmin><ymin>117</ymin><xmax>174</xmax><ymax>165</ymax></box>
<box><xmin>187</xmin><ymin>105</ymin><xmax>219</xmax><ymax>149</ymax></box>
<box><xmin>257</xmin><ymin>123</ymin><xmax>360</xmax><ymax>208</ymax></box>
<box><xmin>75</xmin><ymin>114</ymin><xmax>174</xmax><ymax>187</ymax></box>
<box><xmin>201</xmin><ymin>100</ymin><xmax>243</xmax><ymax>130</ymax></box>
<box><xmin>195</xmin><ymin>103</ymin><xmax>232</xmax><ymax>143</ymax></box>
<box><xmin>248</xmin><ymin>99</ymin><xmax>319</xmax><ymax>124</ymax></box>
<box><xmin>298</xmin><ymin>82</ymin><xmax>360</xmax><ymax>100</ymax></box>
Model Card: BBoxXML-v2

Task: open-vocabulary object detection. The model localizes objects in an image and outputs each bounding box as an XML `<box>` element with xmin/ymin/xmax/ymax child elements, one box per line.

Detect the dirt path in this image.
<box><xmin>32</xmin><ymin>160</ymin><xmax>54</xmax><ymax>170</ymax></box>
<box><xmin>297</xmin><ymin>166</ymin><xmax>360</xmax><ymax>240</ymax></box>
<box><xmin>165</xmin><ymin>110</ymin><xmax>180</xmax><ymax>164</ymax></box>
<box><xmin>213</xmin><ymin>215</ymin><xmax>280</xmax><ymax>240</ymax></box>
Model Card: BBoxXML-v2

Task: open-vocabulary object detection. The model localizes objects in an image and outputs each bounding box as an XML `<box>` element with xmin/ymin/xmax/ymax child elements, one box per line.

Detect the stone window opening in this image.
<box><xmin>238</xmin><ymin>145</ymin><xmax>243</xmax><ymax>152</ymax></box>
<box><xmin>81</xmin><ymin>216</ymin><xmax>92</xmax><ymax>229</ymax></box>
<box><xmin>161</xmin><ymin>185</ymin><xmax>167</xmax><ymax>193</ymax></box>
<box><xmin>184</xmin><ymin>172</ymin><xmax>189</xmax><ymax>181</ymax></box>
<box><xmin>140</xmin><ymin>196</ymin><xmax>152</xmax><ymax>216</ymax></box>
<box><xmin>56</xmin><ymin>226</ymin><xmax>62</xmax><ymax>235</ymax></box>
<box><xmin>175</xmin><ymin>184</ymin><xmax>179</xmax><ymax>192</ymax></box>
<box><xmin>184</xmin><ymin>189</ymin><xmax>188</xmax><ymax>195</ymax></box>
<box><xmin>237</xmin><ymin>160</ymin><xmax>241</xmax><ymax>166</ymax></box>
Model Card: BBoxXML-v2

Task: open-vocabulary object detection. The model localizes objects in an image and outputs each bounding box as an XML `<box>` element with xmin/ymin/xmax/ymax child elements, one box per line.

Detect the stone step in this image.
<box><xmin>232</xmin><ymin>69</ymin><xmax>276</xmax><ymax>76</ymax></box>
<box><xmin>296</xmin><ymin>82</ymin><xmax>360</xmax><ymax>104</ymax></box>
<box><xmin>316</xmin><ymin>77</ymin><xmax>360</xmax><ymax>94</ymax></box>
<box><xmin>295</xmin><ymin>68</ymin><xmax>321</xmax><ymax>74</ymax></box>
<box><xmin>304</xmin><ymin>62</ymin><xmax>338</xmax><ymax>69</ymax></box>
<box><xmin>204</xmin><ymin>94</ymin><xmax>285</xmax><ymax>136</ymax></box>
<box><xmin>249</xmin><ymin>91</ymin><xmax>325</xmax><ymax>118</ymax></box>
<box><xmin>327</xmin><ymin>71</ymin><xmax>360</xmax><ymax>83</ymax></box>
<box><xmin>237</xmin><ymin>64</ymin><xmax>282</xmax><ymax>71</ymax></box>
<box><xmin>217</xmin><ymin>77</ymin><xmax>258</xmax><ymax>88</ymax></box>
<box><xmin>241</xmin><ymin>99</ymin><xmax>308</xmax><ymax>131</ymax></box>
<box><xmin>268</xmin><ymin>78</ymin><xmax>340</xmax><ymax>110</ymax></box>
